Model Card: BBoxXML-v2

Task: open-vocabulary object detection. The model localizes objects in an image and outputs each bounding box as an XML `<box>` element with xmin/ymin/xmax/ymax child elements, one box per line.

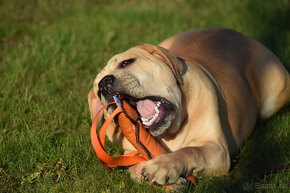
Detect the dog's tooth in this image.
<box><xmin>154</xmin><ymin>112</ymin><xmax>159</xmax><ymax>118</ymax></box>
<box><xmin>147</xmin><ymin>120</ymin><xmax>152</xmax><ymax>125</ymax></box>
<box><xmin>141</xmin><ymin>117</ymin><xmax>149</xmax><ymax>122</ymax></box>
<box><xmin>141</xmin><ymin>118</ymin><xmax>151</xmax><ymax>125</ymax></box>
<box><xmin>154</xmin><ymin>106</ymin><xmax>159</xmax><ymax>114</ymax></box>
<box><xmin>143</xmin><ymin>121</ymin><xmax>150</xmax><ymax>126</ymax></box>
<box><xmin>157</xmin><ymin>101</ymin><xmax>161</xmax><ymax>107</ymax></box>
<box><xmin>156</xmin><ymin>117</ymin><xmax>160</xmax><ymax>123</ymax></box>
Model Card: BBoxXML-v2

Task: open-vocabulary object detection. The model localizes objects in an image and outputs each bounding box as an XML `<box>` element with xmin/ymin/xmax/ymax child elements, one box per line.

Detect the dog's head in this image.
<box><xmin>88</xmin><ymin>44</ymin><xmax>184</xmax><ymax>136</ymax></box>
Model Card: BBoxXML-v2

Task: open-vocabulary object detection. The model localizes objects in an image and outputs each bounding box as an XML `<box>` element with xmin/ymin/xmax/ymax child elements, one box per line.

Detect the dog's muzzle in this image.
<box><xmin>98</xmin><ymin>74</ymin><xmax>116</xmax><ymax>100</ymax></box>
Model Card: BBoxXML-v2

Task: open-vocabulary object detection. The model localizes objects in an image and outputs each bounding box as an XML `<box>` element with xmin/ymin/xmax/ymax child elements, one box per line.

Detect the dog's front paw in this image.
<box><xmin>141</xmin><ymin>154</ymin><xmax>186</xmax><ymax>185</ymax></box>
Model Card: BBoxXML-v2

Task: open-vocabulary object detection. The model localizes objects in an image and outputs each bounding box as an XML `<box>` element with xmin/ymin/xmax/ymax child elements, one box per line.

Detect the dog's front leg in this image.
<box><xmin>140</xmin><ymin>143</ymin><xmax>230</xmax><ymax>185</ymax></box>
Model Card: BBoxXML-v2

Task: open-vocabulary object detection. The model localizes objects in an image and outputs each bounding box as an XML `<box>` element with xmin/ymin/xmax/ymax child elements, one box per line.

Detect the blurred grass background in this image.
<box><xmin>0</xmin><ymin>0</ymin><xmax>289</xmax><ymax>192</ymax></box>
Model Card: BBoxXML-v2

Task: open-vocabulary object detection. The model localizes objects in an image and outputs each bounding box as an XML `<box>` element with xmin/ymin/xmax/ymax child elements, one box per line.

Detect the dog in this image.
<box><xmin>88</xmin><ymin>28</ymin><xmax>290</xmax><ymax>188</ymax></box>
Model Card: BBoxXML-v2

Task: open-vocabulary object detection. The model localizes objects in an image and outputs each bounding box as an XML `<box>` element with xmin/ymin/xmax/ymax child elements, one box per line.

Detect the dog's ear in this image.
<box><xmin>138</xmin><ymin>44</ymin><xmax>183</xmax><ymax>85</ymax></box>
<box><xmin>88</xmin><ymin>89</ymin><xmax>103</xmax><ymax>121</ymax></box>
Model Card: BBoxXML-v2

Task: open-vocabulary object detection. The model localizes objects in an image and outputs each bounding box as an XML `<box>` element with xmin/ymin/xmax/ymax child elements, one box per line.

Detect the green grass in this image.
<box><xmin>0</xmin><ymin>0</ymin><xmax>289</xmax><ymax>192</ymax></box>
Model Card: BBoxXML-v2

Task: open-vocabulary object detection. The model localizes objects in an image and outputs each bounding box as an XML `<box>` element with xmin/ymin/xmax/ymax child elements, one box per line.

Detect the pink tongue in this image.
<box><xmin>136</xmin><ymin>99</ymin><xmax>157</xmax><ymax>119</ymax></box>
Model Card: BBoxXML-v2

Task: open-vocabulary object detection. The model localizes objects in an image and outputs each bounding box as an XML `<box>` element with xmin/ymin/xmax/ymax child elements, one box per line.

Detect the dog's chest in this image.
<box><xmin>159</xmin><ymin>127</ymin><xmax>189</xmax><ymax>152</ymax></box>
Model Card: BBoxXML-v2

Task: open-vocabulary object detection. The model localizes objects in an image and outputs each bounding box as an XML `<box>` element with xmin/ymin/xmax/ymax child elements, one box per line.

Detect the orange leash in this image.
<box><xmin>90</xmin><ymin>102</ymin><xmax>146</xmax><ymax>167</ymax></box>
<box><xmin>90</xmin><ymin>100</ymin><xmax>197</xmax><ymax>186</ymax></box>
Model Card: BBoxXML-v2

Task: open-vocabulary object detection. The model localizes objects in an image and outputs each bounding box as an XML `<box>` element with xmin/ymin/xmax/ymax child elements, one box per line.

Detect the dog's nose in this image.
<box><xmin>98</xmin><ymin>74</ymin><xmax>115</xmax><ymax>91</ymax></box>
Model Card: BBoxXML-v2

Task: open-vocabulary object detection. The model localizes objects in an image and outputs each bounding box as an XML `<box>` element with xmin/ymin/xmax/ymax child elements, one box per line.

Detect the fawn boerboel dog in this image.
<box><xmin>88</xmin><ymin>28</ymin><xmax>290</xmax><ymax>189</ymax></box>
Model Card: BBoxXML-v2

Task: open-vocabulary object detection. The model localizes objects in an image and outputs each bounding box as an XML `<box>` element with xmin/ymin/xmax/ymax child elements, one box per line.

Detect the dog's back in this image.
<box><xmin>159</xmin><ymin>28</ymin><xmax>290</xmax><ymax>151</ymax></box>
<box><xmin>160</xmin><ymin>28</ymin><xmax>290</xmax><ymax>119</ymax></box>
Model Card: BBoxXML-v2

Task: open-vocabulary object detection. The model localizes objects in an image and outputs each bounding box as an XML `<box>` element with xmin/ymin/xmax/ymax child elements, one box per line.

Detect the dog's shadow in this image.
<box><xmin>231</xmin><ymin>105</ymin><xmax>289</xmax><ymax>180</ymax></box>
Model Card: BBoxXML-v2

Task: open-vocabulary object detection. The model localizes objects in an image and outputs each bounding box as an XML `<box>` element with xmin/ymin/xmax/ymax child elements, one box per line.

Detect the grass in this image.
<box><xmin>0</xmin><ymin>0</ymin><xmax>289</xmax><ymax>192</ymax></box>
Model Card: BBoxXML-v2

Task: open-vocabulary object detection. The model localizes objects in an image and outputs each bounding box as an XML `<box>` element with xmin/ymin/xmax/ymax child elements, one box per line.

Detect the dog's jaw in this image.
<box><xmin>97</xmin><ymin>90</ymin><xmax>180</xmax><ymax>137</ymax></box>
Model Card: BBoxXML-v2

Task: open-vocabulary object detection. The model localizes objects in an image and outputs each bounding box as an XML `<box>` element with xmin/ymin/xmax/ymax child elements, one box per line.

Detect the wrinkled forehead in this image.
<box><xmin>107</xmin><ymin>47</ymin><xmax>161</xmax><ymax>66</ymax></box>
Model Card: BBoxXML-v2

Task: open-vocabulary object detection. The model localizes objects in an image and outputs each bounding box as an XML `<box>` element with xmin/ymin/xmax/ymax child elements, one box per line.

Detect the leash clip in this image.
<box><xmin>113</xmin><ymin>95</ymin><xmax>123</xmax><ymax>109</ymax></box>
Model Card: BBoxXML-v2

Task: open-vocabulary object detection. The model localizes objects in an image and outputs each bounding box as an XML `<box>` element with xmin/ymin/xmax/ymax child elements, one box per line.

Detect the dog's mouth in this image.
<box><xmin>101</xmin><ymin>92</ymin><xmax>174</xmax><ymax>132</ymax></box>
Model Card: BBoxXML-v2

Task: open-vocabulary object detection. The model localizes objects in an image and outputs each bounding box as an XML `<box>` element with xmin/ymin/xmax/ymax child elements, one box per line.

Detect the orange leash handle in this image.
<box><xmin>91</xmin><ymin>101</ymin><xmax>168</xmax><ymax>167</ymax></box>
<box><xmin>90</xmin><ymin>102</ymin><xmax>146</xmax><ymax>167</ymax></box>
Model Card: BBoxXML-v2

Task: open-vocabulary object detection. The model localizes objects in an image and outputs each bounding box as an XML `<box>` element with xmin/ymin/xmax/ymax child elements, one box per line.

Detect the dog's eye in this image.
<box><xmin>119</xmin><ymin>58</ymin><xmax>135</xmax><ymax>68</ymax></box>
